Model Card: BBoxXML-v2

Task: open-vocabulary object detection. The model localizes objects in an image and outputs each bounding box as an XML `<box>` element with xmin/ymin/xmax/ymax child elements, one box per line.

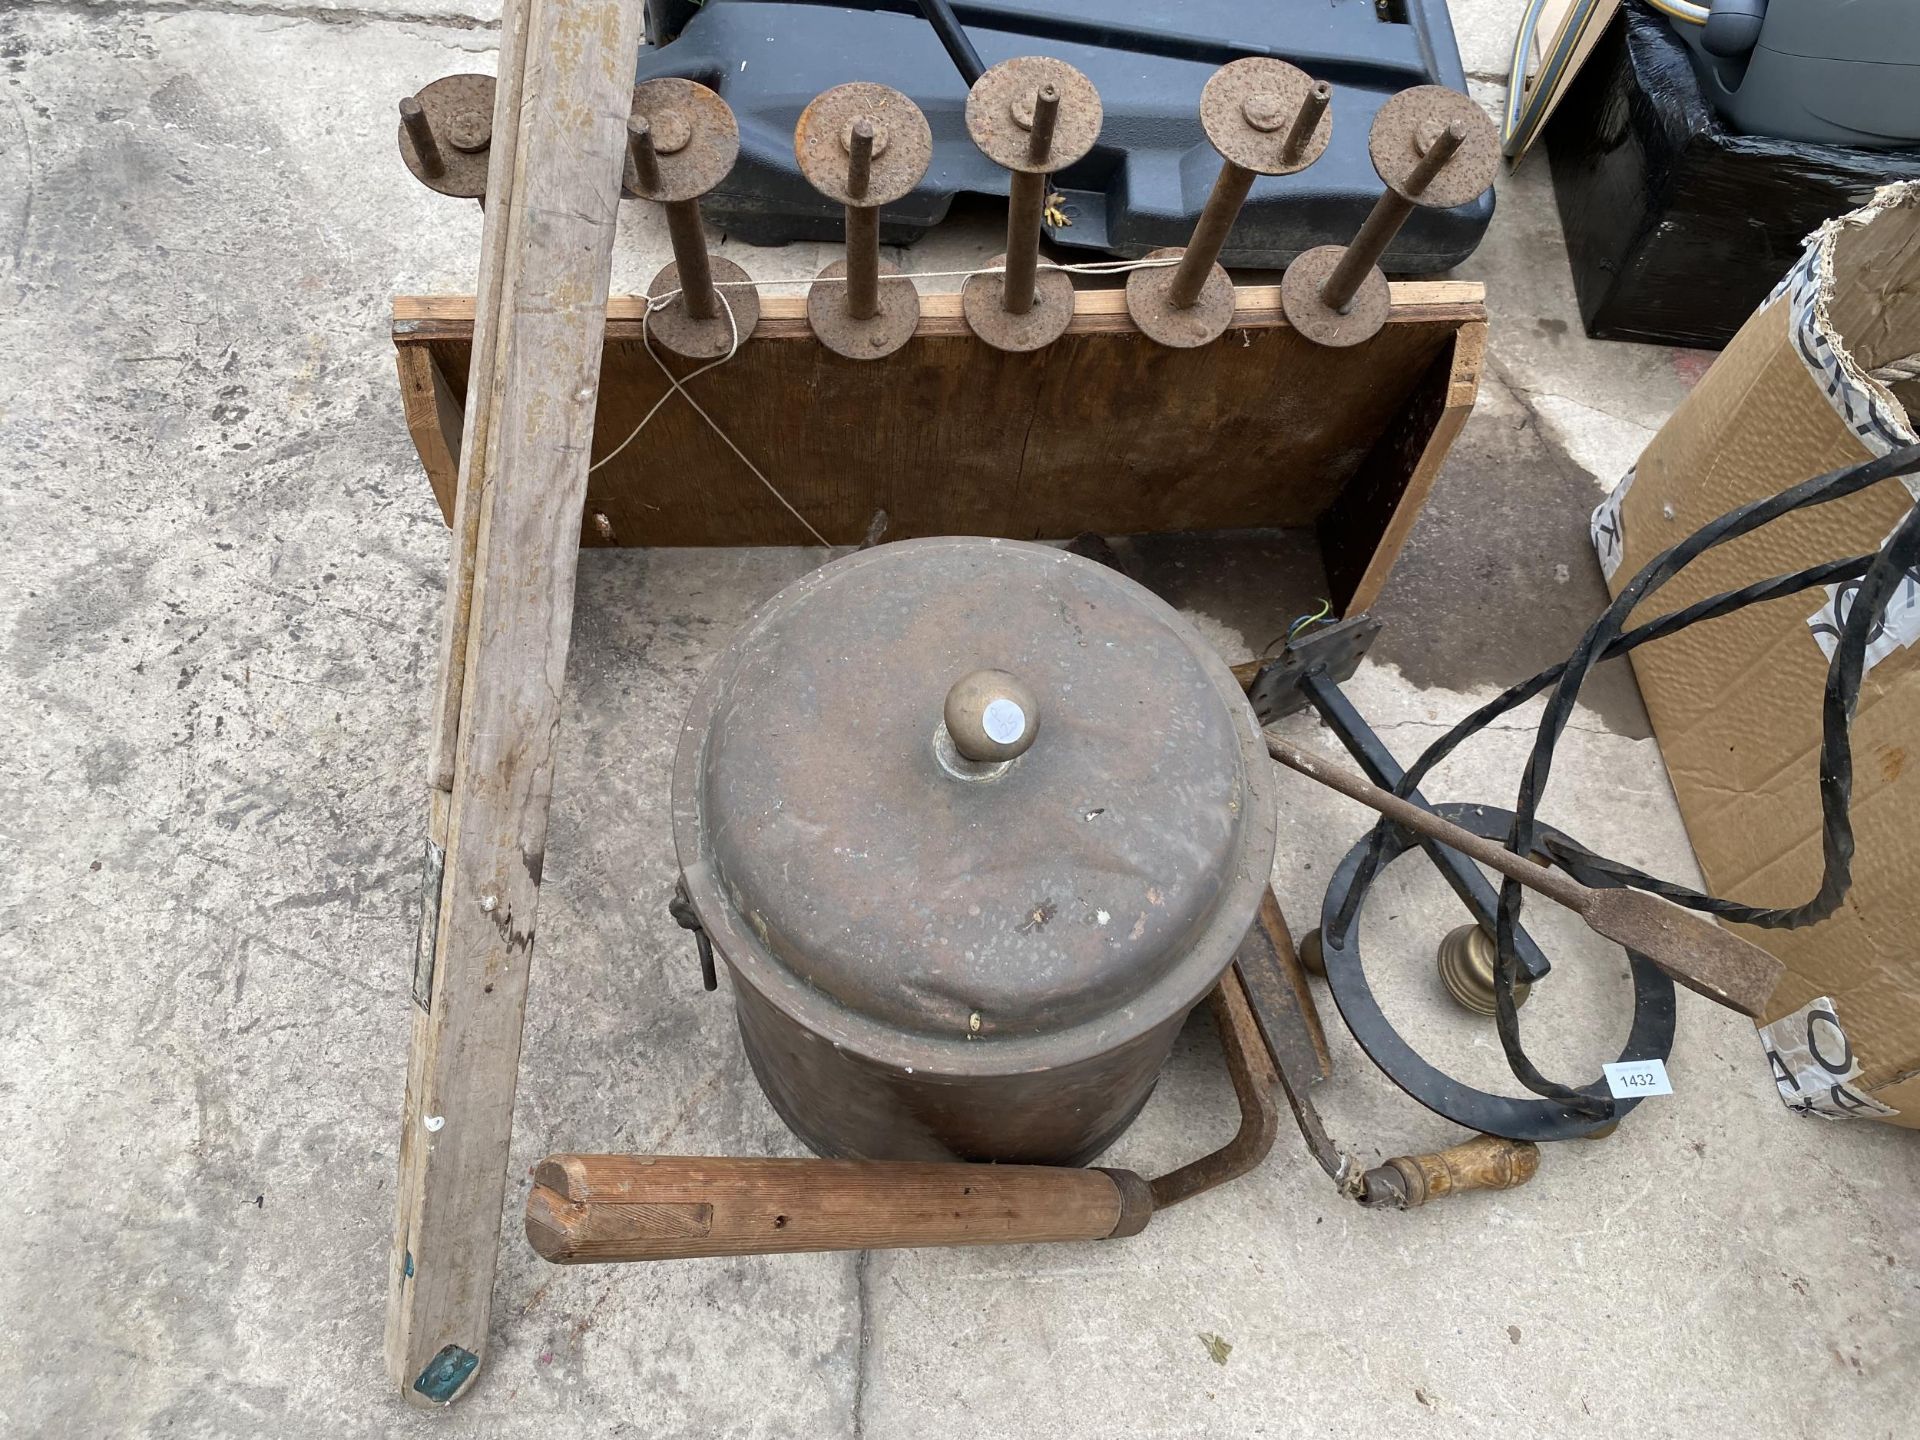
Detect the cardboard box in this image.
<box><xmin>1592</xmin><ymin>183</ymin><xmax>1920</xmax><ymax>1125</ymax></box>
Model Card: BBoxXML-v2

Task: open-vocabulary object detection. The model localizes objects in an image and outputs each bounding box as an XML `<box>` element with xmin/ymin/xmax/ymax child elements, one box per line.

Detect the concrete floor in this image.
<box><xmin>2</xmin><ymin>2</ymin><xmax>1916</xmax><ymax>1436</ymax></box>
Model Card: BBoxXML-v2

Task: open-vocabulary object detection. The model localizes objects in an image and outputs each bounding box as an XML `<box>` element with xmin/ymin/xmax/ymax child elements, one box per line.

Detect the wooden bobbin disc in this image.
<box><xmin>1124</xmin><ymin>247</ymin><xmax>1236</xmax><ymax>349</ymax></box>
<box><xmin>646</xmin><ymin>255</ymin><xmax>761</xmax><ymax>360</ymax></box>
<box><xmin>1279</xmin><ymin>244</ymin><xmax>1391</xmax><ymax>349</ymax></box>
<box><xmin>961</xmin><ymin>255</ymin><xmax>1076</xmax><ymax>352</ymax></box>
<box><xmin>807</xmin><ymin>258</ymin><xmax>920</xmax><ymax>361</ymax></box>
<box><xmin>398</xmin><ymin>74</ymin><xmax>496</xmax><ymax>199</ymax></box>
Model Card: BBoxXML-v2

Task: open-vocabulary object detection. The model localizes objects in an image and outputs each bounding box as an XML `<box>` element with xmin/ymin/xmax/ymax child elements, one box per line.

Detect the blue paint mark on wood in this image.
<box><xmin>404</xmin><ymin>1250</ymin><xmax>414</xmax><ymax>1279</ymax></box>
<box><xmin>414</xmin><ymin>1344</ymin><xmax>478</xmax><ymax>1403</ymax></box>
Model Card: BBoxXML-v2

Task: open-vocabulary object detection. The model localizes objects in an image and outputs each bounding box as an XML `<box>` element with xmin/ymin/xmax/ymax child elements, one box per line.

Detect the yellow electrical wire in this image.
<box><xmin>1643</xmin><ymin>0</ymin><xmax>1709</xmax><ymax>23</ymax></box>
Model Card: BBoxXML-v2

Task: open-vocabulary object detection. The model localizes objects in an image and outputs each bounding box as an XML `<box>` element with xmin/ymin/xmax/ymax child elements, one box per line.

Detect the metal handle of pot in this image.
<box><xmin>525</xmin><ymin>1154</ymin><xmax>1154</xmax><ymax>1263</ymax></box>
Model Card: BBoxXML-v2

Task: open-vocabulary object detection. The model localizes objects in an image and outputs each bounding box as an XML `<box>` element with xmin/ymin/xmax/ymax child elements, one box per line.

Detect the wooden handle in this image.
<box><xmin>1365</xmin><ymin>1135</ymin><xmax>1540</xmax><ymax>1209</ymax></box>
<box><xmin>525</xmin><ymin>1155</ymin><xmax>1154</xmax><ymax>1264</ymax></box>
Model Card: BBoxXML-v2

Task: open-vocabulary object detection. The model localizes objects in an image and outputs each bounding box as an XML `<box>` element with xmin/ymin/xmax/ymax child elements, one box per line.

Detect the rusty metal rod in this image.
<box><xmin>664</xmin><ymin>198</ymin><xmax>718</xmax><ymax>323</ymax></box>
<box><xmin>846</xmin><ymin>117</ymin><xmax>874</xmax><ymax>200</ymax></box>
<box><xmin>1167</xmin><ymin>163</ymin><xmax>1254</xmax><ymax>310</ymax></box>
<box><xmin>845</xmin><ymin>204</ymin><xmax>880</xmax><ymax>321</ymax></box>
<box><xmin>998</xmin><ymin>84</ymin><xmax>1061</xmax><ymax>316</ymax></box>
<box><xmin>1147</xmin><ymin>967</ymin><xmax>1278</xmax><ymax>1209</ymax></box>
<box><xmin>1265</xmin><ymin>734</ymin><xmax>1784</xmax><ymax>1016</ymax></box>
<box><xmin>400</xmin><ymin>97</ymin><xmax>445</xmax><ymax>178</ymax></box>
<box><xmin>1282</xmin><ymin>81</ymin><xmax>1333</xmax><ymax>165</ymax></box>
<box><xmin>1318</xmin><ymin>189</ymin><xmax>1411</xmax><ymax>315</ymax></box>
<box><xmin>1318</xmin><ymin>119</ymin><xmax>1467</xmax><ymax>314</ymax></box>
<box><xmin>842</xmin><ymin>119</ymin><xmax>880</xmax><ymax>321</ymax></box>
<box><xmin>1169</xmin><ymin>82</ymin><xmax>1329</xmax><ymax>311</ymax></box>
<box><xmin>1026</xmin><ymin>82</ymin><xmax>1059</xmax><ymax>164</ymax></box>
<box><xmin>1406</xmin><ymin>120</ymin><xmax>1468</xmax><ymax>194</ymax></box>
<box><xmin>1003</xmin><ymin>170</ymin><xmax>1047</xmax><ymax>315</ymax></box>
<box><xmin>626</xmin><ymin>116</ymin><xmax>661</xmax><ymax>191</ymax></box>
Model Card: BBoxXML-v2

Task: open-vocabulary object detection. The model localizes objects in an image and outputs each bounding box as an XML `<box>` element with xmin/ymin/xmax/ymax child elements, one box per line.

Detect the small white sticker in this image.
<box><xmin>1602</xmin><ymin>1059</ymin><xmax>1673</xmax><ymax>1099</ymax></box>
<box><xmin>1590</xmin><ymin>467</ymin><xmax>1636</xmax><ymax>581</ymax></box>
<box><xmin>1806</xmin><ymin>519</ymin><xmax>1920</xmax><ymax>673</ymax></box>
<box><xmin>1758</xmin><ymin>996</ymin><xmax>1899</xmax><ymax>1119</ymax></box>
<box><xmin>981</xmin><ymin>697</ymin><xmax>1026</xmax><ymax>745</ymax></box>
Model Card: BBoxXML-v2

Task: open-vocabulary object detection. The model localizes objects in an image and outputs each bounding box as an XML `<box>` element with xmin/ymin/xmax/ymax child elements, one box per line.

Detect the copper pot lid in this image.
<box><xmin>671</xmin><ymin>538</ymin><xmax>1278</xmax><ymax>1058</ymax></box>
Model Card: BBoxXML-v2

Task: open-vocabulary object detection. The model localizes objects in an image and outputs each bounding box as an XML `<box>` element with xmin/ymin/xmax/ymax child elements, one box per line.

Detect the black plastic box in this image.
<box><xmin>1544</xmin><ymin>7</ymin><xmax>1920</xmax><ymax>349</ymax></box>
<box><xmin>634</xmin><ymin>0</ymin><xmax>1492</xmax><ymax>271</ymax></box>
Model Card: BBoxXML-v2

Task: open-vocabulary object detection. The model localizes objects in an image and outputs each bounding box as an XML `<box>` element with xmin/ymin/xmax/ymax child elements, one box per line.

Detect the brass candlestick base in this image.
<box><xmin>1436</xmin><ymin>923</ymin><xmax>1532</xmax><ymax>1017</ymax></box>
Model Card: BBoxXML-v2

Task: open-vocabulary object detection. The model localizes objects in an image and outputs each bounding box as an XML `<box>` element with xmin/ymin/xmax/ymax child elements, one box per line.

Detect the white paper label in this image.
<box><xmin>1603</xmin><ymin>1058</ymin><xmax>1673</xmax><ymax>1099</ymax></box>
<box><xmin>1758</xmin><ymin>996</ymin><xmax>1899</xmax><ymax>1119</ymax></box>
<box><xmin>982</xmin><ymin>697</ymin><xmax>1026</xmax><ymax>745</ymax></box>
<box><xmin>1806</xmin><ymin>523</ymin><xmax>1920</xmax><ymax>673</ymax></box>
<box><xmin>1590</xmin><ymin>467</ymin><xmax>1636</xmax><ymax>582</ymax></box>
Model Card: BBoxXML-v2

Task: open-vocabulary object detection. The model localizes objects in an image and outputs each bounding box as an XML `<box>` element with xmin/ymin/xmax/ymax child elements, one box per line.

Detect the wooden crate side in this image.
<box><xmin>392</xmin><ymin>283</ymin><xmax>1485</xmax><ymax>338</ymax></box>
<box><xmin>395</xmin><ymin>343</ymin><xmax>464</xmax><ymax>527</ymax></box>
<box><xmin>392</xmin><ymin>283</ymin><xmax>1483</xmax><ymax>552</ymax></box>
<box><xmin>1010</xmin><ymin>316</ymin><xmax>1455</xmax><ymax>538</ymax></box>
<box><xmin>1317</xmin><ymin>319</ymin><xmax>1485</xmax><ymax>614</ymax></box>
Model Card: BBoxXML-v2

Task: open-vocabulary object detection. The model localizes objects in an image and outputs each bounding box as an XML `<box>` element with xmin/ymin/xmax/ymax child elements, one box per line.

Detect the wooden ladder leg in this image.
<box><xmin>385</xmin><ymin>0</ymin><xmax>646</xmax><ymax>1407</ymax></box>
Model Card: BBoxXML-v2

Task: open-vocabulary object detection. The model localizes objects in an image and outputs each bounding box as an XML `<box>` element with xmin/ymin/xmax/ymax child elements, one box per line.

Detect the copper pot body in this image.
<box><xmin>672</xmin><ymin>540</ymin><xmax>1278</xmax><ymax>1165</ymax></box>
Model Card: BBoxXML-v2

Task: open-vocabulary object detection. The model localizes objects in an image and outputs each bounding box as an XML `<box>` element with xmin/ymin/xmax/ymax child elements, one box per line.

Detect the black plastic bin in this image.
<box><xmin>633</xmin><ymin>0</ymin><xmax>1493</xmax><ymax>272</ymax></box>
<box><xmin>1544</xmin><ymin>5</ymin><xmax>1920</xmax><ymax>350</ymax></box>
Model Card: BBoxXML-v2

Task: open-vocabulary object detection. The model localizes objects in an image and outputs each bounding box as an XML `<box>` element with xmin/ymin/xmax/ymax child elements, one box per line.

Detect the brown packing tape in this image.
<box><xmin>1604</xmin><ymin>185</ymin><xmax>1920</xmax><ymax>1121</ymax></box>
<box><xmin>1869</xmin><ymin>1068</ymin><xmax>1920</xmax><ymax>1117</ymax></box>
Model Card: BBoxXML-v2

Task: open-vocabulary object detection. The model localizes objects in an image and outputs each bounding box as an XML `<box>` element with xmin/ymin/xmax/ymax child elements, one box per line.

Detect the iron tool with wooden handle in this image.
<box><xmin>525</xmin><ymin>958</ymin><xmax>1544</xmax><ymax>1265</ymax></box>
<box><xmin>1264</xmin><ymin>734</ymin><xmax>1784</xmax><ymax>1017</ymax></box>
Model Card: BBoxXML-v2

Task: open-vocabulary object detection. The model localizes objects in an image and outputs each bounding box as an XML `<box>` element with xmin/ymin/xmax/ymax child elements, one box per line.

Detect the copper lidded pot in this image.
<box><xmin>671</xmin><ymin>538</ymin><xmax>1278</xmax><ymax>1165</ymax></box>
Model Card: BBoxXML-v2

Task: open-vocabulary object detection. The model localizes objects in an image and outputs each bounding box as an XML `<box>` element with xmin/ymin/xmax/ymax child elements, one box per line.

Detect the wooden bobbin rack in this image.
<box><xmin>386</xmin><ymin>4</ymin><xmax>1495</xmax><ymax>1407</ymax></box>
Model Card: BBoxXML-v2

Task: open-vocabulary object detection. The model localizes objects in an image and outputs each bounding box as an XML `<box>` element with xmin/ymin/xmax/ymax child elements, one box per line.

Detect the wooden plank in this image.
<box><xmin>523</xmin><ymin>1155</ymin><xmax>1134</xmax><ymax>1262</ymax></box>
<box><xmin>1318</xmin><ymin>319</ymin><xmax>1486</xmax><ymax>614</ymax></box>
<box><xmin>392</xmin><ymin>281</ymin><xmax>1483</xmax><ymax>552</ymax></box>
<box><xmin>388</xmin><ymin>0</ymin><xmax>539</xmax><ymax>1392</ymax></box>
<box><xmin>386</xmin><ymin>0</ymin><xmax>644</xmax><ymax>1408</ymax></box>
<box><xmin>391</xmin><ymin>281</ymin><xmax>1486</xmax><ymax>337</ymax></box>
<box><xmin>394</xmin><ymin>344</ymin><xmax>463</xmax><ymax>527</ymax></box>
<box><xmin>421</xmin><ymin>2</ymin><xmax>533</xmax><ymax>797</ymax></box>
